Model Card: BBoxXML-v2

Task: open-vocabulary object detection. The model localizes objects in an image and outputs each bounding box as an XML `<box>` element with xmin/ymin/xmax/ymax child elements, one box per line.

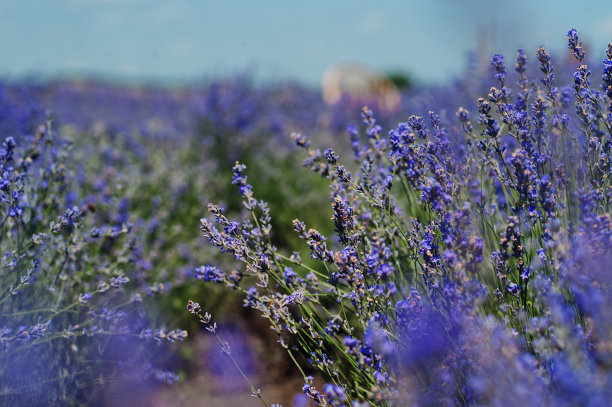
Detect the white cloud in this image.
<box><xmin>144</xmin><ymin>3</ymin><xmax>188</xmax><ymax>26</ymax></box>
<box><xmin>356</xmin><ymin>11</ymin><xmax>385</xmax><ymax>35</ymax></box>
<box><xmin>169</xmin><ymin>40</ymin><xmax>196</xmax><ymax>58</ymax></box>
<box><xmin>595</xmin><ymin>14</ymin><xmax>612</xmax><ymax>38</ymax></box>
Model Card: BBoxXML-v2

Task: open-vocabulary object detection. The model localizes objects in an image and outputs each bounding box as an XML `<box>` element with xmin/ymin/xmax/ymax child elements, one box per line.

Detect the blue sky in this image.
<box><xmin>0</xmin><ymin>0</ymin><xmax>611</xmax><ymax>86</ymax></box>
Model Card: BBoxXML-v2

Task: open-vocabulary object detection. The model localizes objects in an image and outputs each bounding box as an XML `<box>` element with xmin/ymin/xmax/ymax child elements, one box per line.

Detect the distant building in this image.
<box><xmin>322</xmin><ymin>63</ymin><xmax>401</xmax><ymax>111</ymax></box>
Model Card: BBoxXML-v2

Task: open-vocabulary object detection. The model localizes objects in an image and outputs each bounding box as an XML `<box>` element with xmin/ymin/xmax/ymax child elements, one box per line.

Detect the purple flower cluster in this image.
<box><xmin>193</xmin><ymin>31</ymin><xmax>612</xmax><ymax>406</ymax></box>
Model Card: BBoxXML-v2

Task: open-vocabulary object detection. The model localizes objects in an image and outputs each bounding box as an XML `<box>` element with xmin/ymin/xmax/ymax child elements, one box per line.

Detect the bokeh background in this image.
<box><xmin>2</xmin><ymin>1</ymin><xmax>611</xmax><ymax>406</ymax></box>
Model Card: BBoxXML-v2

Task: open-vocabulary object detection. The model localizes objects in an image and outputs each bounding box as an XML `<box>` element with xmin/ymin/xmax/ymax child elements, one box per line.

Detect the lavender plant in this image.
<box><xmin>193</xmin><ymin>31</ymin><xmax>612</xmax><ymax>406</ymax></box>
<box><xmin>0</xmin><ymin>114</ymin><xmax>186</xmax><ymax>405</ymax></box>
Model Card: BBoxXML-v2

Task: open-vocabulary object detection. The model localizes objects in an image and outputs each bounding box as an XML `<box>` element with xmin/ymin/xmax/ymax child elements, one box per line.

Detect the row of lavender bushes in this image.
<box><xmin>0</xmin><ymin>107</ymin><xmax>193</xmax><ymax>404</ymax></box>
<box><xmin>0</xmin><ymin>71</ymin><xmax>413</xmax><ymax>403</ymax></box>
<box><xmin>192</xmin><ymin>30</ymin><xmax>612</xmax><ymax>406</ymax></box>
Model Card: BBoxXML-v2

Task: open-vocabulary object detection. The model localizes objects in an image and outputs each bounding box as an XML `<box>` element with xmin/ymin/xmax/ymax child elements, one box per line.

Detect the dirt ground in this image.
<box><xmin>123</xmin><ymin>318</ymin><xmax>310</xmax><ymax>407</ymax></box>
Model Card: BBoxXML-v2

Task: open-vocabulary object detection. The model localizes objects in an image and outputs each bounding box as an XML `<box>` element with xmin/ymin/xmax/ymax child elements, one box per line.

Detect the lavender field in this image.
<box><xmin>2</xmin><ymin>13</ymin><xmax>612</xmax><ymax>407</ymax></box>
